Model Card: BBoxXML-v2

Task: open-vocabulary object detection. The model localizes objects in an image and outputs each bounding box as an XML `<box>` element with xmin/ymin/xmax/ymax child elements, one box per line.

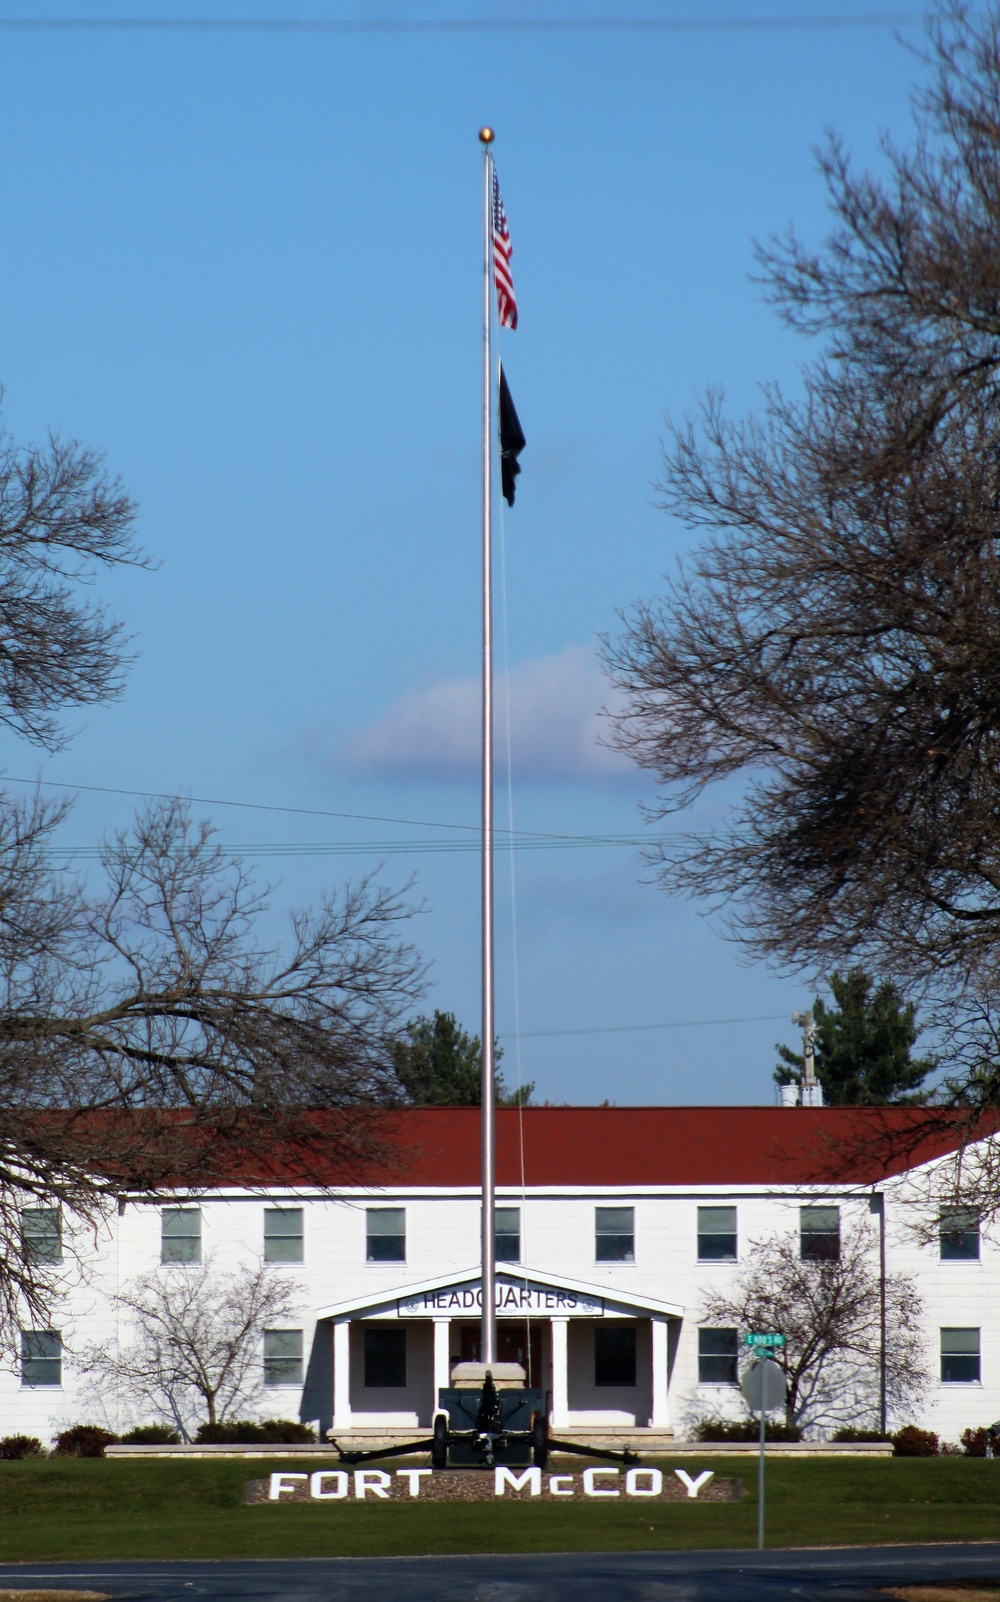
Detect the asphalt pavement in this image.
<box><xmin>1</xmin><ymin>1546</ymin><xmax>999</xmax><ymax>1601</ymax></box>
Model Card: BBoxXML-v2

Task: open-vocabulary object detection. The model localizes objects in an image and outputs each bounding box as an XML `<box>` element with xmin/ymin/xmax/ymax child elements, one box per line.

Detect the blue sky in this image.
<box><xmin>0</xmin><ymin>2</ymin><xmax>925</xmax><ymax>1103</ymax></box>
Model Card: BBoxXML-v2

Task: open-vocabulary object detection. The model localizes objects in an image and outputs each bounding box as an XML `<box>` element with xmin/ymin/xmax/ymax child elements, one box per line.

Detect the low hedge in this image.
<box><xmin>831</xmin><ymin>1428</ymin><xmax>893</xmax><ymax>1443</ymax></box>
<box><xmin>193</xmin><ymin>1419</ymin><xmax>317</xmax><ymax>1445</ymax></box>
<box><xmin>891</xmin><ymin>1425</ymin><xmax>940</xmax><ymax>1457</ymax></box>
<box><xmin>120</xmin><ymin>1425</ymin><xmax>181</xmax><ymax>1445</ymax></box>
<box><xmin>694</xmin><ymin>1417</ymin><xmax>803</xmax><ymax>1443</ymax></box>
<box><xmin>0</xmin><ymin>1435</ymin><xmax>44</xmax><ymax>1460</ymax></box>
<box><xmin>53</xmin><ymin>1425</ymin><xmax>119</xmax><ymax>1458</ymax></box>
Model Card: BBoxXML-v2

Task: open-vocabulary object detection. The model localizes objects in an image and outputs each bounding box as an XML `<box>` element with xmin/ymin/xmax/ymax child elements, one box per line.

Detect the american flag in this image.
<box><xmin>491</xmin><ymin>165</ymin><xmax>518</xmax><ymax>331</ymax></box>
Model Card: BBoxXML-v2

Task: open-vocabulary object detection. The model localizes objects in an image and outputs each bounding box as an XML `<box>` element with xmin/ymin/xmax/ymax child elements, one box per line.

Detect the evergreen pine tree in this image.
<box><xmin>392</xmin><ymin>1010</ymin><xmax>533</xmax><ymax>1106</ymax></box>
<box><xmin>774</xmin><ymin>969</ymin><xmax>935</xmax><ymax>1105</ymax></box>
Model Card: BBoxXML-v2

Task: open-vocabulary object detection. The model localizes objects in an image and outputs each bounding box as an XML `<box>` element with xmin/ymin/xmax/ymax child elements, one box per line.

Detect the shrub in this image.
<box><xmin>694</xmin><ymin>1417</ymin><xmax>803</xmax><ymax>1443</ymax></box>
<box><xmin>0</xmin><ymin>1435</ymin><xmax>43</xmax><ymax>1460</ymax></box>
<box><xmin>891</xmin><ymin>1424</ymin><xmax>939</xmax><ymax>1457</ymax></box>
<box><xmin>120</xmin><ymin>1425</ymin><xmax>181</xmax><ymax>1445</ymax></box>
<box><xmin>961</xmin><ymin>1426</ymin><xmax>989</xmax><ymax>1457</ymax></box>
<box><xmin>831</xmin><ymin>1428</ymin><xmax>892</xmax><ymax>1443</ymax></box>
<box><xmin>194</xmin><ymin>1418</ymin><xmax>317</xmax><ymax>1445</ymax></box>
<box><xmin>52</xmin><ymin>1425</ymin><xmax>120</xmax><ymax>1458</ymax></box>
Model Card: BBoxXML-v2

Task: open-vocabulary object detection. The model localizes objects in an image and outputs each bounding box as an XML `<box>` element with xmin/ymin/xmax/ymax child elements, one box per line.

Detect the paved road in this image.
<box><xmin>1</xmin><ymin>1546</ymin><xmax>999</xmax><ymax>1601</ymax></box>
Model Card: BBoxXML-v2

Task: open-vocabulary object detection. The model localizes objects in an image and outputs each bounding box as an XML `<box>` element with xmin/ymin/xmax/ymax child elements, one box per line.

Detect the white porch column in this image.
<box><xmin>651</xmin><ymin>1316</ymin><xmax>670</xmax><ymax>1430</ymax></box>
<box><xmin>432</xmin><ymin>1318</ymin><xmax>450</xmax><ymax>1409</ymax></box>
<box><xmin>332</xmin><ymin>1319</ymin><xmax>352</xmax><ymax>1432</ymax></box>
<box><xmin>550</xmin><ymin>1317</ymin><xmax>569</xmax><ymax>1429</ymax></box>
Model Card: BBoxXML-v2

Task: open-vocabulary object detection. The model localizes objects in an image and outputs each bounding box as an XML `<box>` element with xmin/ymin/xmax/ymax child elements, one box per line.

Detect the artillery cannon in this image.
<box><xmin>333</xmin><ymin>1365</ymin><xmax>640</xmax><ymax>1472</ymax></box>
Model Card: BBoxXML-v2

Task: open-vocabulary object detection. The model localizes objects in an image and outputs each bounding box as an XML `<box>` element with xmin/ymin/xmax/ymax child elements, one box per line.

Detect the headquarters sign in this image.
<box><xmin>396</xmin><ymin>1281</ymin><xmax>605</xmax><ymax>1318</ymax></box>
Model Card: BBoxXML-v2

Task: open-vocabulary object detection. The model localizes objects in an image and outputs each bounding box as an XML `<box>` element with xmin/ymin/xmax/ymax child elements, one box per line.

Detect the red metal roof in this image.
<box><xmin>220</xmin><ymin>1105</ymin><xmax>980</xmax><ymax>1189</ymax></box>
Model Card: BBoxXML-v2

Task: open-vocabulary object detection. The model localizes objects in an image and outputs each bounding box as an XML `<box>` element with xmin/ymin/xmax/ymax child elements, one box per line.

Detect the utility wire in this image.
<box><xmin>3</xmin><ymin>773</ymin><xmax>722</xmax><ymax>852</ymax></box>
<box><xmin>499</xmin><ymin>1010</ymin><xmax>789</xmax><ymax>1038</ymax></box>
<box><xmin>0</xmin><ymin>14</ymin><xmax>922</xmax><ymax>34</ymax></box>
<box><xmin>39</xmin><ymin>833</ymin><xmax>682</xmax><ymax>858</ymax></box>
<box><xmin>2</xmin><ymin>773</ymin><xmax>571</xmax><ymax>842</ymax></box>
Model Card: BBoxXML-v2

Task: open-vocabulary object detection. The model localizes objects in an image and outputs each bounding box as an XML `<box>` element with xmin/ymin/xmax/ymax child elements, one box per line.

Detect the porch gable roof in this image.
<box><xmin>315</xmin><ymin>1265</ymin><xmax>683</xmax><ymax>1322</ymax></box>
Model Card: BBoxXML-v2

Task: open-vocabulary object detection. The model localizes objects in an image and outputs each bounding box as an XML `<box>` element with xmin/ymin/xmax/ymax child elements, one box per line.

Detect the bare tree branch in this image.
<box><xmin>78</xmin><ymin>1259</ymin><xmax>301</xmax><ymax>1439</ymax></box>
<box><xmin>701</xmin><ymin>1220</ymin><xmax>928</xmax><ymax>1432</ymax></box>
<box><xmin>0</xmin><ymin>792</ymin><xmax>424</xmax><ymax>1364</ymax></box>
<box><xmin>604</xmin><ymin>5</ymin><xmax>1000</xmax><ymax>1094</ymax></box>
<box><xmin>0</xmin><ymin>416</ymin><xmax>144</xmax><ymax>751</ymax></box>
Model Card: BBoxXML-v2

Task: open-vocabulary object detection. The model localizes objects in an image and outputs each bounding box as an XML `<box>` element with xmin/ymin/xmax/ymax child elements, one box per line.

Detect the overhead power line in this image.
<box><xmin>3</xmin><ymin>773</ymin><xmax>719</xmax><ymax>853</ymax></box>
<box><xmin>2</xmin><ymin>773</ymin><xmax>517</xmax><ymax>839</ymax></box>
<box><xmin>499</xmin><ymin>1010</ymin><xmax>789</xmax><ymax>1038</ymax></box>
<box><xmin>40</xmin><ymin>833</ymin><xmax>668</xmax><ymax>859</ymax></box>
<box><xmin>0</xmin><ymin>12</ymin><xmax>921</xmax><ymax>33</ymax></box>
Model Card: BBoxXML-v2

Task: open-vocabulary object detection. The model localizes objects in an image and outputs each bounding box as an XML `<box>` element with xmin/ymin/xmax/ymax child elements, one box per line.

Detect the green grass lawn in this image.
<box><xmin>0</xmin><ymin>1455</ymin><xmax>997</xmax><ymax>1561</ymax></box>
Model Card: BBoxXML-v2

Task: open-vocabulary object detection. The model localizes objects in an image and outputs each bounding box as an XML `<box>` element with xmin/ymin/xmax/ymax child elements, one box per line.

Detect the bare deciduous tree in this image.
<box><xmin>0</xmin><ymin>406</ymin><xmax>425</xmax><ymax>1363</ymax></box>
<box><xmin>79</xmin><ymin>1260</ymin><xmax>301</xmax><ymax>1439</ymax></box>
<box><xmin>701</xmin><ymin>1221</ymin><xmax>928</xmax><ymax>1432</ymax></box>
<box><xmin>0</xmin><ymin>418</ymin><xmax>143</xmax><ymax>750</ymax></box>
<box><xmin>603</xmin><ymin>5</ymin><xmax>1000</xmax><ymax>1086</ymax></box>
<box><xmin>0</xmin><ymin>792</ymin><xmax>423</xmax><ymax>1360</ymax></box>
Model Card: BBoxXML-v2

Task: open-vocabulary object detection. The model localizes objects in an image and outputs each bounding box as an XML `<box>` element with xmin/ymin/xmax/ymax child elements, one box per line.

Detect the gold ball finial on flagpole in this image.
<box><xmin>479</xmin><ymin>127</ymin><xmax>495</xmax><ymax>144</ymax></box>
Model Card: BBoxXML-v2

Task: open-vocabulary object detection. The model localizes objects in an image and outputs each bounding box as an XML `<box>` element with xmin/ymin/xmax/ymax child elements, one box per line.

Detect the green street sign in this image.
<box><xmin>744</xmin><ymin>1332</ymin><xmax>786</xmax><ymax>1349</ymax></box>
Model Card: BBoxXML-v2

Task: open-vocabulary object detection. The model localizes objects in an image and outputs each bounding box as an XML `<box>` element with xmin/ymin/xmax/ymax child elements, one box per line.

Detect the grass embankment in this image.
<box><xmin>888</xmin><ymin>1592</ymin><xmax>1000</xmax><ymax>1601</ymax></box>
<box><xmin>0</xmin><ymin>1593</ymin><xmax>108</xmax><ymax>1601</ymax></box>
<box><xmin>0</xmin><ymin>1455</ymin><xmax>998</xmax><ymax>1561</ymax></box>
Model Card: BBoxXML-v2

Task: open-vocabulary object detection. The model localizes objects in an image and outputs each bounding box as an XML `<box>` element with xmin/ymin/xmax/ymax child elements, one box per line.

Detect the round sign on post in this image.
<box><xmin>740</xmin><ymin>1358</ymin><xmax>786</xmax><ymax>1416</ymax></box>
<box><xmin>740</xmin><ymin>1359</ymin><xmax>788</xmax><ymax>1554</ymax></box>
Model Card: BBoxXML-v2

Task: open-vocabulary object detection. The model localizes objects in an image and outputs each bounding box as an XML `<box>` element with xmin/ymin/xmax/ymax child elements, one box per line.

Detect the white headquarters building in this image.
<box><xmin>3</xmin><ymin>1105</ymin><xmax>995</xmax><ymax>1447</ymax></box>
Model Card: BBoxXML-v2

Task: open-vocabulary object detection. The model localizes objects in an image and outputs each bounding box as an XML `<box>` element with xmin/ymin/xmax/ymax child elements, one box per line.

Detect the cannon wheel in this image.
<box><xmin>432</xmin><ymin>1414</ymin><xmax>449</xmax><ymax>1471</ymax></box>
<box><xmin>532</xmin><ymin>1413</ymin><xmax>549</xmax><ymax>1470</ymax></box>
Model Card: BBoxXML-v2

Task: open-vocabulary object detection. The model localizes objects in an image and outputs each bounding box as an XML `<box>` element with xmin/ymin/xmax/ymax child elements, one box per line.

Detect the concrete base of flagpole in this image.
<box><xmin>449</xmin><ymin>1361</ymin><xmax>526</xmax><ymax>1390</ymax></box>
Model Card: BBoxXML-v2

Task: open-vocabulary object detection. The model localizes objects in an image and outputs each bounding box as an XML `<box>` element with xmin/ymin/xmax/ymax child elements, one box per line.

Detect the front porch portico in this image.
<box><xmin>316</xmin><ymin>1269</ymin><xmax>682</xmax><ymax>1446</ymax></box>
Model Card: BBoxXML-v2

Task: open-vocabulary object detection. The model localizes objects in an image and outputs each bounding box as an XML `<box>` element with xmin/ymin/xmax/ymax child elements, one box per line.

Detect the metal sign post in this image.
<box><xmin>740</xmin><ymin>1353</ymin><xmax>787</xmax><ymax>1551</ymax></box>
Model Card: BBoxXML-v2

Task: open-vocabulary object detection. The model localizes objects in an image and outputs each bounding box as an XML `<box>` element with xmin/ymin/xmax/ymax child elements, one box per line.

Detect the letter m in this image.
<box><xmin>494</xmin><ymin>1467</ymin><xmax>541</xmax><ymax>1497</ymax></box>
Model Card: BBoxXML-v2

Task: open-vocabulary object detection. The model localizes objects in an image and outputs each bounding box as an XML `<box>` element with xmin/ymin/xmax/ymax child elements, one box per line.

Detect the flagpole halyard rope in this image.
<box><xmin>481</xmin><ymin>128</ymin><xmax>526</xmax><ymax>1382</ymax></box>
<box><xmin>479</xmin><ymin>127</ymin><xmax>497</xmax><ymax>1372</ymax></box>
<box><xmin>496</xmin><ymin>432</ymin><xmax>532</xmax><ymax>1387</ymax></box>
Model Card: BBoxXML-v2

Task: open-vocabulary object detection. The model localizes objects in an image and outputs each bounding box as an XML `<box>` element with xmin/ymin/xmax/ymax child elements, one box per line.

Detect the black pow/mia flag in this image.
<box><xmin>499</xmin><ymin>365</ymin><xmax>526</xmax><ymax>507</ymax></box>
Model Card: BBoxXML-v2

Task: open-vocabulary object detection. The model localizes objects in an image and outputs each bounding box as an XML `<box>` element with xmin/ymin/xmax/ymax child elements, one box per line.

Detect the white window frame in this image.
<box><xmin>21</xmin><ymin>1206</ymin><xmax>62</xmax><ymax>1265</ymax></box>
<box><xmin>940</xmin><ymin>1326</ymin><xmax>982</xmax><ymax>1386</ymax></box>
<box><xmin>161</xmin><ymin>1207</ymin><xmax>202</xmax><ymax>1264</ymax></box>
<box><xmin>264</xmin><ymin>1207</ymin><xmax>305</xmax><ymax>1265</ymax></box>
<box><xmin>20</xmin><ymin>1329</ymin><xmax>62</xmax><ymax>1388</ymax></box>
<box><xmin>263</xmin><ymin>1327</ymin><xmax>304</xmax><ymax>1388</ymax></box>
<box><xmin>366</xmin><ymin>1207</ymin><xmax>406</xmax><ymax>1264</ymax></box>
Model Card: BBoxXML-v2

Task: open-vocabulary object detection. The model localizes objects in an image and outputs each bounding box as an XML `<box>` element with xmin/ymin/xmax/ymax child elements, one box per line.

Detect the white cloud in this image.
<box><xmin>341</xmin><ymin>645</ymin><xmax>632</xmax><ymax>784</ymax></box>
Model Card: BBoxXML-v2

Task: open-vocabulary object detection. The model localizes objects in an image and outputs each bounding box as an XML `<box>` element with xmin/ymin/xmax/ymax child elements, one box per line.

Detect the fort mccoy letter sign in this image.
<box><xmin>251</xmin><ymin>1468</ymin><xmax>740</xmax><ymax>1505</ymax></box>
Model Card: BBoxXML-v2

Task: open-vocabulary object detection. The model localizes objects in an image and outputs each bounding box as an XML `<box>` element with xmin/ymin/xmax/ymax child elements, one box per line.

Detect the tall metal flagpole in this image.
<box><xmin>478</xmin><ymin>125</ymin><xmax>497</xmax><ymax>1370</ymax></box>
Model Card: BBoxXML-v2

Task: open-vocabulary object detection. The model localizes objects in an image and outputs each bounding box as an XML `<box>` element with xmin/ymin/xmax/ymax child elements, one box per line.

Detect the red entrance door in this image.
<box><xmin>458</xmin><ymin>1321</ymin><xmax>543</xmax><ymax>1386</ymax></box>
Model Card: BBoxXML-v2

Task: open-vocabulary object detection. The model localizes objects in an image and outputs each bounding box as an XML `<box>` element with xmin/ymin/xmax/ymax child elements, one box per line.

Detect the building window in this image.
<box><xmin>595</xmin><ymin>1206</ymin><xmax>634</xmax><ymax>1263</ymax></box>
<box><xmin>21</xmin><ymin>1208</ymin><xmax>61</xmax><ymax>1265</ymax></box>
<box><xmin>940</xmin><ymin>1327</ymin><xmax>981</xmax><ymax>1384</ymax></box>
<box><xmin>364</xmin><ymin>1325</ymin><xmax>407</xmax><ymax>1388</ymax></box>
<box><xmin>366</xmin><ymin>1208</ymin><xmax>405</xmax><ymax>1263</ymax></box>
<box><xmin>263</xmin><ymin>1328</ymin><xmax>303</xmax><ymax>1386</ymax></box>
<box><xmin>594</xmin><ymin>1325</ymin><xmax>637</xmax><ymax>1387</ymax></box>
<box><xmin>940</xmin><ymin>1208</ymin><xmax>980</xmax><ymax>1261</ymax></box>
<box><xmin>495</xmin><ymin>1207</ymin><xmax>521</xmax><ymax>1264</ymax></box>
<box><xmin>698</xmin><ymin>1328</ymin><xmax>739</xmax><ymax>1385</ymax></box>
<box><xmin>161</xmin><ymin>1208</ymin><xmax>201</xmax><ymax>1264</ymax></box>
<box><xmin>21</xmin><ymin>1330</ymin><xmax>61</xmax><ymax>1387</ymax></box>
<box><xmin>800</xmin><ymin>1205</ymin><xmax>840</xmax><ymax>1262</ymax></box>
<box><xmin>264</xmin><ymin>1208</ymin><xmax>304</xmax><ymax>1264</ymax></box>
<box><xmin>697</xmin><ymin>1206</ymin><xmax>737</xmax><ymax>1261</ymax></box>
